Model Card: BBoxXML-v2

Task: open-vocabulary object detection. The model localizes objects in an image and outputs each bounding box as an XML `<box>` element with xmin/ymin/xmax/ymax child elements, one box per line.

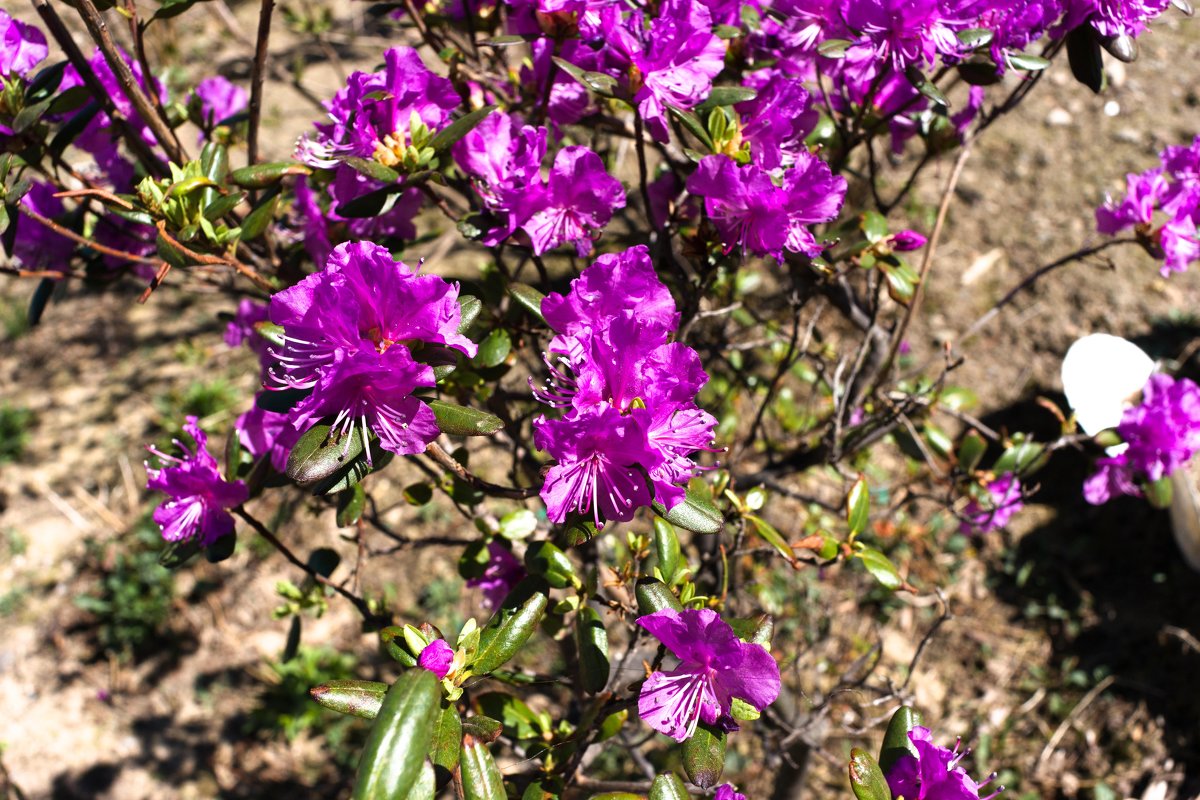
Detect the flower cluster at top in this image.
<box><xmin>531</xmin><ymin>246</ymin><xmax>719</xmax><ymax>527</ymax></box>
<box><xmin>884</xmin><ymin>726</ymin><xmax>1000</xmax><ymax>800</ymax></box>
<box><xmin>145</xmin><ymin>417</ymin><xmax>249</xmax><ymax>546</ymax></box>
<box><xmin>263</xmin><ymin>241</ymin><xmax>476</xmax><ymax>460</ymax></box>
<box><xmin>1084</xmin><ymin>374</ymin><xmax>1200</xmax><ymax>505</ymax></box>
<box><xmin>637</xmin><ymin>608</ymin><xmax>781</xmax><ymax>741</ymax></box>
<box><xmin>1096</xmin><ymin>136</ymin><xmax>1200</xmax><ymax>277</ymax></box>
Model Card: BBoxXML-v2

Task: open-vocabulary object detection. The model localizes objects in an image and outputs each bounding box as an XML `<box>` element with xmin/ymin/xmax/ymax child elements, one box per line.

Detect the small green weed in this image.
<box><xmin>0</xmin><ymin>404</ymin><xmax>33</xmax><ymax>463</ymax></box>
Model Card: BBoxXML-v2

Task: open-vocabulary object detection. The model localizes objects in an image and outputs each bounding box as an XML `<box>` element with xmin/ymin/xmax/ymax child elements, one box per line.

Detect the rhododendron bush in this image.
<box><xmin>3</xmin><ymin>0</ymin><xmax>1199</xmax><ymax>794</ymax></box>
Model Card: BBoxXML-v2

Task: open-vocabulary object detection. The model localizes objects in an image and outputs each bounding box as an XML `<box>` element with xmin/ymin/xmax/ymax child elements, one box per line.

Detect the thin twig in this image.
<box><xmin>22</xmin><ymin>206</ymin><xmax>158</xmax><ymax>263</ymax></box>
<box><xmin>424</xmin><ymin>443</ymin><xmax>540</xmax><ymax>499</ymax></box>
<box><xmin>247</xmin><ymin>0</ymin><xmax>276</xmax><ymax>168</ymax></box>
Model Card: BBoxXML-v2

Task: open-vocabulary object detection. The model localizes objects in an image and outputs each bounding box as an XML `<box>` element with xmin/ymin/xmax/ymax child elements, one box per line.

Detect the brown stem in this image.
<box><xmin>234</xmin><ymin>506</ymin><xmax>382</xmax><ymax>623</ymax></box>
<box><xmin>247</xmin><ymin>0</ymin><xmax>276</xmax><ymax>168</ymax></box>
<box><xmin>22</xmin><ymin>206</ymin><xmax>158</xmax><ymax>263</ymax></box>
<box><xmin>424</xmin><ymin>443</ymin><xmax>540</xmax><ymax>499</ymax></box>
<box><xmin>29</xmin><ymin>0</ymin><xmax>167</xmax><ymax>177</ymax></box>
<box><xmin>154</xmin><ymin>221</ymin><xmax>276</xmax><ymax>293</ymax></box>
<box><xmin>123</xmin><ymin>0</ymin><xmax>189</xmax><ymax>162</ymax></box>
<box><xmin>72</xmin><ymin>0</ymin><xmax>186</xmax><ymax>165</ymax></box>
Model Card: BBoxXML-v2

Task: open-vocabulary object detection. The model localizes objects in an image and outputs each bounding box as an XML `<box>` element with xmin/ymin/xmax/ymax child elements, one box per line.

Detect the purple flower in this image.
<box><xmin>1096</xmin><ymin>170</ymin><xmax>1164</xmax><ymax>234</ymax></box>
<box><xmin>268</xmin><ymin>241</ymin><xmax>476</xmax><ymax>458</ymax></box>
<box><xmin>1</xmin><ymin>9</ymin><xmax>48</xmax><ymax>79</ymax></box>
<box><xmin>62</xmin><ymin>48</ymin><xmax>166</xmax><ymax>161</ymax></box>
<box><xmin>541</xmin><ymin>245</ymin><xmax>678</xmax><ymax>337</ymax></box>
<box><xmin>842</xmin><ymin>0</ymin><xmax>963</xmax><ymax>70</ymax></box>
<box><xmin>292</xmin><ymin>176</ymin><xmax>334</xmax><ymax>267</ymax></box>
<box><xmin>193</xmin><ymin>76</ymin><xmax>246</xmax><ymax>126</ymax></box>
<box><xmin>14</xmin><ymin>182</ymin><xmax>75</xmax><ymax>269</ymax></box>
<box><xmin>687</xmin><ymin>153</ymin><xmax>847</xmax><ymax>259</ymax></box>
<box><xmin>890</xmin><ymin>230</ymin><xmax>928</xmax><ymax>251</ymax></box>
<box><xmin>327</xmin><ymin>165</ymin><xmax>424</xmax><ymax>242</ymax></box>
<box><xmin>289</xmin><ymin>348</ymin><xmax>439</xmax><ymax>460</ymax></box>
<box><xmin>532</xmin><ymin>246</ymin><xmax>718</xmax><ymax>525</ymax></box>
<box><xmin>145</xmin><ymin>416</ymin><xmax>249</xmax><ymax>547</ymax></box>
<box><xmin>1083</xmin><ymin>374</ymin><xmax>1200</xmax><ymax>504</ymax></box>
<box><xmin>522</xmin><ymin>146</ymin><xmax>626</xmax><ymax>256</ymax></box>
<box><xmin>453</xmin><ymin>110</ymin><xmax>548</xmax><ymax>245</ymax></box>
<box><xmin>609</xmin><ymin>0</ymin><xmax>727</xmax><ymax>143</ymax></box>
<box><xmin>885</xmin><ymin>726</ymin><xmax>999</xmax><ymax>800</ymax></box>
<box><xmin>959</xmin><ymin>473</ymin><xmax>1024</xmax><ymax>534</ymax></box>
<box><xmin>736</xmin><ymin>70</ymin><xmax>818</xmax><ymax>169</ymax></box>
<box><xmin>467</xmin><ymin>542</ymin><xmax>527</xmax><ymax>609</ymax></box>
<box><xmin>225</xmin><ymin>298</ymin><xmax>269</xmax><ymax>358</ymax></box>
<box><xmin>534</xmin><ymin>406</ymin><xmax>658</xmax><ymax>525</ymax></box>
<box><xmin>297</xmin><ymin>46</ymin><xmax>460</xmax><ymax>167</ymax></box>
<box><xmin>1062</xmin><ymin>0</ymin><xmax>1169</xmax><ymax>39</ymax></box>
<box><xmin>636</xmin><ymin>608</ymin><xmax>781</xmax><ymax>742</ymax></box>
<box><xmin>418</xmin><ymin>639</ymin><xmax>455</xmax><ymax>678</ymax></box>
<box><xmin>714</xmin><ymin>786</ymin><xmax>746</xmax><ymax>800</ymax></box>
<box><xmin>235</xmin><ymin>404</ymin><xmax>304</xmax><ymax>473</ymax></box>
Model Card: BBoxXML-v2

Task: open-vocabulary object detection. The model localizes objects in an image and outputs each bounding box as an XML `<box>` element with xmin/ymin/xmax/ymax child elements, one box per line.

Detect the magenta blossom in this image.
<box><xmin>1083</xmin><ymin>374</ymin><xmax>1200</xmax><ymax>504</ymax></box>
<box><xmin>296</xmin><ymin>46</ymin><xmax>460</xmax><ymax>167</ymax></box>
<box><xmin>145</xmin><ymin>417</ymin><xmax>248</xmax><ymax>547</ymax></box>
<box><xmin>14</xmin><ymin>182</ymin><xmax>75</xmax><ymax>269</ymax></box>
<box><xmin>884</xmin><ymin>726</ymin><xmax>1000</xmax><ymax>800</ymax></box>
<box><xmin>687</xmin><ymin>153</ymin><xmax>847</xmax><ymax>259</ymax></box>
<box><xmin>522</xmin><ymin>146</ymin><xmax>626</xmax><ymax>256</ymax></box>
<box><xmin>608</xmin><ymin>0</ymin><xmax>727</xmax><ymax>142</ymax></box>
<box><xmin>637</xmin><ymin>608</ymin><xmax>781</xmax><ymax>742</ymax></box>
<box><xmin>418</xmin><ymin>639</ymin><xmax>455</xmax><ymax>678</ymax></box>
<box><xmin>736</xmin><ymin>70</ymin><xmax>818</xmax><ymax>169</ymax></box>
<box><xmin>235</xmin><ymin>404</ymin><xmax>304</xmax><ymax>473</ymax></box>
<box><xmin>959</xmin><ymin>473</ymin><xmax>1024</xmax><ymax>534</ymax></box>
<box><xmin>192</xmin><ymin>76</ymin><xmax>247</xmax><ymax>138</ymax></box>
<box><xmin>1</xmin><ymin>9</ymin><xmax>48</xmax><ymax>78</ymax></box>
<box><xmin>532</xmin><ymin>247</ymin><xmax>718</xmax><ymax>525</ymax></box>
<box><xmin>714</xmin><ymin>786</ymin><xmax>747</xmax><ymax>800</ymax></box>
<box><xmin>467</xmin><ymin>542</ymin><xmax>528</xmax><ymax>610</ymax></box>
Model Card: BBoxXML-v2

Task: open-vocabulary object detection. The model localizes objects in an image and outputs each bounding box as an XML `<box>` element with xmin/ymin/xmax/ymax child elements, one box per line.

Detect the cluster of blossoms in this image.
<box><xmin>1084</xmin><ymin>374</ymin><xmax>1200</xmax><ymax>505</ymax></box>
<box><xmin>453</xmin><ymin>111</ymin><xmax>625</xmax><ymax>256</ymax></box>
<box><xmin>1096</xmin><ymin>135</ymin><xmax>1200</xmax><ymax>276</ymax></box>
<box><xmin>262</xmin><ymin>241</ymin><xmax>476</xmax><ymax>460</ymax></box>
<box><xmin>145</xmin><ymin>417</ymin><xmax>249</xmax><ymax>546</ymax></box>
<box><xmin>637</xmin><ymin>608</ymin><xmax>781</xmax><ymax>741</ymax></box>
<box><xmin>885</xmin><ymin>726</ymin><xmax>1001</xmax><ymax>800</ymax></box>
<box><xmin>531</xmin><ymin>245</ymin><xmax>719</xmax><ymax>527</ymax></box>
<box><xmin>959</xmin><ymin>473</ymin><xmax>1024</xmax><ymax>535</ymax></box>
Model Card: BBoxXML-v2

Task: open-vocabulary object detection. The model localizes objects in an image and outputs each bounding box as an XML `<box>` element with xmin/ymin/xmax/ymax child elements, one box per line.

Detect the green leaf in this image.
<box><xmin>878</xmin><ymin>706</ymin><xmax>922</xmax><ymax>773</ymax></box>
<box><xmin>336</xmin><ymin>484</ymin><xmax>366</xmax><ymax>527</ymax></box>
<box><xmin>855</xmin><ymin>547</ymin><xmax>902</xmax><ymax>591</ymax></box>
<box><xmin>49</xmin><ymin>102</ymin><xmax>101</xmax><ymax>161</ymax></box>
<box><xmin>286</xmin><ymin>423</ymin><xmax>364</xmax><ymax>486</ymax></box>
<box><xmin>498</xmin><ymin>509</ymin><xmax>537</xmax><ymax>540</ymax></box>
<box><xmin>404</xmin><ymin>483</ymin><xmax>434</xmax><ymax>506</ymax></box>
<box><xmin>652</xmin><ymin>483</ymin><xmax>723</xmax><ymax>534</ymax></box>
<box><xmin>461</xmin><ymin>715</ymin><xmax>504</xmax><ymax>743</ymax></box>
<box><xmin>649</xmin><ymin>774</ymin><xmax>690</xmax><ymax>800</ymax></box>
<box><xmin>481</xmin><ymin>34</ymin><xmax>529</xmax><ymax>46</ymax></box>
<box><xmin>992</xmin><ymin>439</ymin><xmax>1047</xmax><ymax>476</ymax></box>
<box><xmin>635</xmin><ymin>577</ymin><xmax>684</xmax><ymax>615</ymax></box>
<box><xmin>205</xmin><ymin>532</ymin><xmax>237</xmax><ymax>563</ymax></box>
<box><xmin>240</xmin><ymin>193</ymin><xmax>278</xmax><ymax>241</ymax></box>
<box><xmin>524</xmin><ymin>541</ymin><xmax>578</xmax><ymax>589</ymax></box>
<box><xmin>957</xmin><ymin>431</ymin><xmax>987</xmax><ymax>473</ymax></box>
<box><xmin>817</xmin><ymin>38</ymin><xmax>853</xmax><ymax>58</ymax></box>
<box><xmin>404</xmin><ymin>760</ymin><xmax>436</xmax><ymax>800</ymax></box>
<box><xmin>431</xmin><ymin>704</ymin><xmax>463</xmax><ymax>770</ymax></box>
<box><xmin>849</xmin><ymin>749</ymin><xmax>893</xmax><ymax>800</ymax></box>
<box><xmin>682</xmin><ymin>722</ymin><xmax>726</xmax><ymax>788</ymax></box>
<box><xmin>228</xmin><ymin>162</ymin><xmax>311</xmax><ymax>188</ymax></box>
<box><xmin>745</xmin><ymin>514</ymin><xmax>794</xmax><ymax>562</ymax></box>
<box><xmin>151</xmin><ymin>0</ymin><xmax>212</xmax><ymax>22</ymax></box>
<box><xmin>476</xmin><ymin>329</ymin><xmax>512</xmax><ymax>368</ymax></box>
<box><xmin>255</xmin><ymin>387</ymin><xmax>308</xmax><ymax>414</ymax></box>
<box><xmin>847</xmin><ymin>475</ymin><xmax>870</xmax><ymax>537</ymax></box>
<box><xmin>956</xmin><ymin>27</ymin><xmax>994</xmax><ymax>48</ymax></box>
<box><xmin>1066</xmin><ymin>27</ymin><xmax>1105</xmax><ymax>94</ymax></box>
<box><xmin>575</xmin><ymin>605</ymin><xmax>610</xmax><ymax>694</ymax></box>
<box><xmin>310</xmin><ymin>680</ymin><xmax>388</xmax><ymax>719</ymax></box>
<box><xmin>861</xmin><ymin>211</ymin><xmax>888</xmax><ymax>244</ymax></box>
<box><xmin>552</xmin><ymin>57</ymin><xmax>618</xmax><ymax>96</ymax></box>
<box><xmin>696</xmin><ymin>86</ymin><xmax>758</xmax><ymax>111</ymax></box>
<box><xmin>159</xmin><ymin>538</ymin><xmax>201</xmax><ymax>569</ymax></box>
<box><xmin>12</xmin><ymin>97</ymin><xmax>53</xmax><ymax>134</ymax></box>
<box><xmin>429</xmin><ymin>400</ymin><xmax>504</xmax><ymax>436</ymax></box>
<box><xmin>344</xmin><ymin>156</ymin><xmax>401</xmax><ymax>184</ymax></box>
<box><xmin>1007</xmin><ymin>51</ymin><xmax>1051</xmax><ymax>71</ymax></box>
<box><xmin>653</xmin><ymin>518</ymin><xmax>682</xmax><ymax>584</ymax></box>
<box><xmin>881</xmin><ymin>260</ymin><xmax>918</xmax><ymax>306</ymax></box>
<box><xmin>507</xmin><ymin>282</ymin><xmax>547</xmax><ymax>325</ymax></box>
<box><xmin>460</xmin><ymin>735</ymin><xmax>507</xmax><ymax>800</ymax></box>
<box><xmin>380</xmin><ymin>627</ymin><xmax>419</xmax><ymax>667</ymax></box>
<box><xmin>24</xmin><ymin>61</ymin><xmax>67</xmax><ymax>103</ymax></box>
<box><xmin>667</xmin><ymin>106</ymin><xmax>715</xmax><ymax>152</ymax></box>
<box><xmin>458</xmin><ymin>296</ymin><xmax>483</xmax><ymax>333</ymax></box>
<box><xmin>352</xmin><ymin>669</ymin><xmax>442</xmax><ymax>800</ymax></box>
<box><xmin>474</xmin><ymin>577</ymin><xmax>550</xmax><ymax>675</ymax></box>
<box><xmin>1146</xmin><ymin>474</ymin><xmax>1174</xmax><ymax>509</ymax></box>
<box><xmin>903</xmin><ymin>66</ymin><xmax>948</xmax><ymax>107</ymax></box>
<box><xmin>430</xmin><ymin>105</ymin><xmax>498</xmax><ymax>153</ymax></box>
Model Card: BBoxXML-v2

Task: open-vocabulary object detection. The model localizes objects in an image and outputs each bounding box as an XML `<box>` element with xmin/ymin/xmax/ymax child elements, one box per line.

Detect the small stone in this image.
<box><xmin>1046</xmin><ymin>107</ymin><xmax>1073</xmax><ymax>126</ymax></box>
